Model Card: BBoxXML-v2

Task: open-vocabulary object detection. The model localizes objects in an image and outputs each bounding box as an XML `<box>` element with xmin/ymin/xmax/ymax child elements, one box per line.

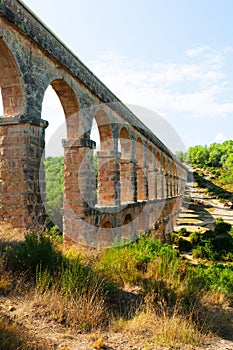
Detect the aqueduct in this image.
<box><xmin>0</xmin><ymin>0</ymin><xmax>188</xmax><ymax>247</ymax></box>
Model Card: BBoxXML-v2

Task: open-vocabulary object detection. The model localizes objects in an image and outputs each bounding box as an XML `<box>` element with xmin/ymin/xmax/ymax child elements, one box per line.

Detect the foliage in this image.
<box><xmin>44</xmin><ymin>155</ymin><xmax>99</xmax><ymax>230</ymax></box>
<box><xmin>179</xmin><ymin>140</ymin><xmax>233</xmax><ymax>186</ymax></box>
<box><xmin>44</xmin><ymin>156</ymin><xmax>64</xmax><ymax>230</ymax></box>
<box><xmin>7</xmin><ymin>233</ymin><xmax>62</xmax><ymax>276</ymax></box>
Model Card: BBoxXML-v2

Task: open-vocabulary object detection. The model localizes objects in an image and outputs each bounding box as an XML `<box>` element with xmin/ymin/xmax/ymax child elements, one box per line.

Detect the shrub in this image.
<box><xmin>170</xmin><ymin>232</ymin><xmax>180</xmax><ymax>245</ymax></box>
<box><xmin>211</xmin><ymin>234</ymin><xmax>233</xmax><ymax>259</ymax></box>
<box><xmin>189</xmin><ymin>232</ymin><xmax>202</xmax><ymax>245</ymax></box>
<box><xmin>202</xmin><ymin>230</ymin><xmax>215</xmax><ymax>240</ymax></box>
<box><xmin>214</xmin><ymin>218</ymin><xmax>231</xmax><ymax>235</ymax></box>
<box><xmin>178</xmin><ymin>237</ymin><xmax>192</xmax><ymax>252</ymax></box>
<box><xmin>7</xmin><ymin>233</ymin><xmax>62</xmax><ymax>276</ymax></box>
<box><xmin>178</xmin><ymin>227</ymin><xmax>190</xmax><ymax>237</ymax></box>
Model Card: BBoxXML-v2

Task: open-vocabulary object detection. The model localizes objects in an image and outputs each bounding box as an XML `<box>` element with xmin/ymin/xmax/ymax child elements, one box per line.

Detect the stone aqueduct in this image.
<box><xmin>0</xmin><ymin>0</ymin><xmax>188</xmax><ymax>246</ymax></box>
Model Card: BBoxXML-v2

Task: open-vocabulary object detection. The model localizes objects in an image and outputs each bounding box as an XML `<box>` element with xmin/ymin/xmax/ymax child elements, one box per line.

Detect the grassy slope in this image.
<box><xmin>0</xmin><ymin>230</ymin><xmax>233</xmax><ymax>349</ymax></box>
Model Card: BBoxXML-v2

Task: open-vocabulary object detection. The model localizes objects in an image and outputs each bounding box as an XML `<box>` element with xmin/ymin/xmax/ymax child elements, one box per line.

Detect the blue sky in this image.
<box><xmin>2</xmin><ymin>0</ymin><xmax>233</xmax><ymax>153</ymax></box>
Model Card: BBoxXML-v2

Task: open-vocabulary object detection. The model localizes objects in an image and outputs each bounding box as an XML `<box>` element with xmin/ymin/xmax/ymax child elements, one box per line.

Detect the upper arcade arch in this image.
<box><xmin>94</xmin><ymin>109</ymin><xmax>113</xmax><ymax>151</ymax></box>
<box><xmin>50</xmin><ymin>79</ymin><xmax>80</xmax><ymax>139</ymax></box>
<box><xmin>119</xmin><ymin>126</ymin><xmax>132</xmax><ymax>159</ymax></box>
<box><xmin>0</xmin><ymin>39</ymin><xmax>24</xmax><ymax>116</ymax></box>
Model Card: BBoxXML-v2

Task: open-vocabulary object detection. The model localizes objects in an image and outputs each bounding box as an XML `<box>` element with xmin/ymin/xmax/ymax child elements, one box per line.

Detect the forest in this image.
<box><xmin>176</xmin><ymin>140</ymin><xmax>233</xmax><ymax>185</ymax></box>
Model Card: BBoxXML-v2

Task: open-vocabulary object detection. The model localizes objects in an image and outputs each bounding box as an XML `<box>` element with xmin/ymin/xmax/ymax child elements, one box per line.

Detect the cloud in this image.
<box><xmin>185</xmin><ymin>46</ymin><xmax>211</xmax><ymax>57</ymax></box>
<box><xmin>214</xmin><ymin>132</ymin><xmax>226</xmax><ymax>143</ymax></box>
<box><xmin>87</xmin><ymin>46</ymin><xmax>233</xmax><ymax>120</ymax></box>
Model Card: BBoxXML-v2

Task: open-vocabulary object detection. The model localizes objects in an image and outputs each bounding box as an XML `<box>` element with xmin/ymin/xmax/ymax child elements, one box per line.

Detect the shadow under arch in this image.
<box><xmin>121</xmin><ymin>213</ymin><xmax>134</xmax><ymax>240</ymax></box>
<box><xmin>0</xmin><ymin>39</ymin><xmax>24</xmax><ymax>116</ymax></box>
<box><xmin>95</xmin><ymin>219</ymin><xmax>114</xmax><ymax>248</ymax></box>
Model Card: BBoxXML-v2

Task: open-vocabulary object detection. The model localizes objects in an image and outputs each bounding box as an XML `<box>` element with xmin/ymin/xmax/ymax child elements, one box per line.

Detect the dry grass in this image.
<box><xmin>32</xmin><ymin>285</ymin><xmax>108</xmax><ymax>332</ymax></box>
<box><xmin>112</xmin><ymin>296</ymin><xmax>206</xmax><ymax>349</ymax></box>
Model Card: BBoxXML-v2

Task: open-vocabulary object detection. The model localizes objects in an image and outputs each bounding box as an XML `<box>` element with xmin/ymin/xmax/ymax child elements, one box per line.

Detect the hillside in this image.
<box><xmin>0</xmin><ymin>142</ymin><xmax>233</xmax><ymax>349</ymax></box>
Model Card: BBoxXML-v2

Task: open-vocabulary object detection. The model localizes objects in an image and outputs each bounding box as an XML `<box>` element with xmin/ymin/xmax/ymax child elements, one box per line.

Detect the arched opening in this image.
<box><xmin>149</xmin><ymin>206</ymin><xmax>156</xmax><ymax>230</ymax></box>
<box><xmin>138</xmin><ymin>211</ymin><xmax>147</xmax><ymax>234</ymax></box>
<box><xmin>96</xmin><ymin>220</ymin><xmax>114</xmax><ymax>247</ymax></box>
<box><xmin>0</xmin><ymin>40</ymin><xmax>28</xmax><ymax>230</ymax></box>
<box><xmin>0</xmin><ymin>40</ymin><xmax>24</xmax><ymax>116</ymax></box>
<box><xmin>119</xmin><ymin>127</ymin><xmax>131</xmax><ymax>159</ymax></box>
<box><xmin>147</xmin><ymin>145</ymin><xmax>155</xmax><ymax>200</ymax></box>
<box><xmin>136</xmin><ymin>138</ymin><xmax>147</xmax><ymax>200</ymax></box>
<box><xmin>42</xmin><ymin>80</ymin><xmax>90</xmax><ymax>235</ymax></box>
<box><xmin>51</xmin><ymin>79</ymin><xmax>80</xmax><ymax>139</ymax></box>
<box><xmin>121</xmin><ymin>213</ymin><xmax>133</xmax><ymax>239</ymax></box>
<box><xmin>93</xmin><ymin>110</ymin><xmax>118</xmax><ymax>207</ymax></box>
<box><xmin>95</xmin><ymin>110</ymin><xmax>113</xmax><ymax>151</ymax></box>
<box><xmin>119</xmin><ymin>127</ymin><xmax>134</xmax><ymax>203</ymax></box>
<box><xmin>136</xmin><ymin>138</ymin><xmax>144</xmax><ymax>166</ymax></box>
<box><xmin>162</xmin><ymin>155</ymin><xmax>167</xmax><ymax>199</ymax></box>
<box><xmin>156</xmin><ymin>151</ymin><xmax>161</xmax><ymax>198</ymax></box>
<box><xmin>42</xmin><ymin>85</ymin><xmax>67</xmax><ymax>230</ymax></box>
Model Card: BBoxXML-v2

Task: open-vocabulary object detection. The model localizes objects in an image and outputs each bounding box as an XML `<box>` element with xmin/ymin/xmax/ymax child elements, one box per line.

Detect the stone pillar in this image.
<box><xmin>165</xmin><ymin>173</ymin><xmax>169</xmax><ymax>198</ymax></box>
<box><xmin>120</xmin><ymin>159</ymin><xmax>137</xmax><ymax>203</ymax></box>
<box><xmin>97</xmin><ymin>150</ymin><xmax>120</xmax><ymax>207</ymax></box>
<box><xmin>170</xmin><ymin>174</ymin><xmax>174</xmax><ymax>197</ymax></box>
<box><xmin>0</xmin><ymin>116</ymin><xmax>48</xmax><ymax>231</ymax></box>
<box><xmin>148</xmin><ymin>167</ymin><xmax>156</xmax><ymax>200</ymax></box>
<box><xmin>137</xmin><ymin>164</ymin><xmax>148</xmax><ymax>201</ymax></box>
<box><xmin>62</xmin><ymin>137</ymin><xmax>96</xmax><ymax>244</ymax></box>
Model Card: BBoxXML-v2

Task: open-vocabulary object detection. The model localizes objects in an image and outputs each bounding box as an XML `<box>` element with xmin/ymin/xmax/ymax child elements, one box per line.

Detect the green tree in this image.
<box><xmin>44</xmin><ymin>156</ymin><xmax>64</xmax><ymax>229</ymax></box>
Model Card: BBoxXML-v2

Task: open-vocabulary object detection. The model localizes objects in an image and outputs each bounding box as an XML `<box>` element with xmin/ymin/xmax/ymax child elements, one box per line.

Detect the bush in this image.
<box><xmin>7</xmin><ymin>233</ymin><xmax>62</xmax><ymax>276</ymax></box>
<box><xmin>178</xmin><ymin>237</ymin><xmax>193</xmax><ymax>253</ymax></box>
<box><xmin>189</xmin><ymin>232</ymin><xmax>202</xmax><ymax>245</ymax></box>
<box><xmin>211</xmin><ymin>234</ymin><xmax>233</xmax><ymax>259</ymax></box>
<box><xmin>193</xmin><ymin>241</ymin><xmax>215</xmax><ymax>260</ymax></box>
<box><xmin>215</xmin><ymin>218</ymin><xmax>231</xmax><ymax>235</ymax></box>
<box><xmin>202</xmin><ymin>230</ymin><xmax>215</xmax><ymax>240</ymax></box>
<box><xmin>178</xmin><ymin>228</ymin><xmax>190</xmax><ymax>237</ymax></box>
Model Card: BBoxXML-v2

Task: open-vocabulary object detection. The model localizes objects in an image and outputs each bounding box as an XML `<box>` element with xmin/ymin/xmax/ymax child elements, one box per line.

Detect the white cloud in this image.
<box><xmin>87</xmin><ymin>46</ymin><xmax>233</xmax><ymax>119</ymax></box>
<box><xmin>185</xmin><ymin>46</ymin><xmax>211</xmax><ymax>57</ymax></box>
<box><xmin>214</xmin><ymin>132</ymin><xmax>226</xmax><ymax>143</ymax></box>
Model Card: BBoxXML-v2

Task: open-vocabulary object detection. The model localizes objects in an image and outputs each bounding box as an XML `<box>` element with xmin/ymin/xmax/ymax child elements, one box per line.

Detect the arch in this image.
<box><xmin>0</xmin><ymin>40</ymin><xmax>24</xmax><ymax>116</ymax></box>
<box><xmin>49</xmin><ymin>79</ymin><xmax>80</xmax><ymax>139</ymax></box>
<box><xmin>119</xmin><ymin>127</ymin><xmax>132</xmax><ymax>159</ymax></box>
<box><xmin>149</xmin><ymin>206</ymin><xmax>156</xmax><ymax>230</ymax></box>
<box><xmin>147</xmin><ymin>145</ymin><xmax>153</xmax><ymax>170</ymax></box>
<box><xmin>123</xmin><ymin>213</ymin><xmax>133</xmax><ymax>225</ymax></box>
<box><xmin>94</xmin><ymin>110</ymin><xmax>113</xmax><ymax>151</ymax></box>
<box><xmin>136</xmin><ymin>137</ymin><xmax>147</xmax><ymax>201</ymax></box>
<box><xmin>121</xmin><ymin>213</ymin><xmax>133</xmax><ymax>239</ymax></box>
<box><xmin>156</xmin><ymin>150</ymin><xmax>161</xmax><ymax>169</ymax></box>
<box><xmin>96</xmin><ymin>219</ymin><xmax>114</xmax><ymax>247</ymax></box>
<box><xmin>138</xmin><ymin>211</ymin><xmax>147</xmax><ymax>233</ymax></box>
<box><xmin>136</xmin><ymin>137</ymin><xmax>144</xmax><ymax>166</ymax></box>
